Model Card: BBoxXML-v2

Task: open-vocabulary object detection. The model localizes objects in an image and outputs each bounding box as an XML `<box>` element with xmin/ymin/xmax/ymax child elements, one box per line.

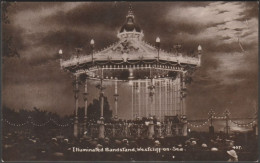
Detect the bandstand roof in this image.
<box><xmin>60</xmin><ymin>6</ymin><xmax>202</xmax><ymax>78</ymax></box>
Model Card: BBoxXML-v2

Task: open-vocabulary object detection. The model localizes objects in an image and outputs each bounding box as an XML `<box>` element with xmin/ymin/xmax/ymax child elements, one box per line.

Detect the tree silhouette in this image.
<box><xmin>82</xmin><ymin>96</ymin><xmax>112</xmax><ymax>123</ymax></box>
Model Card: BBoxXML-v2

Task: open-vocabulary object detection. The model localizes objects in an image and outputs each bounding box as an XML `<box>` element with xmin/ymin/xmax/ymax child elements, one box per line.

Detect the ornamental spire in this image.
<box><xmin>126</xmin><ymin>3</ymin><xmax>134</xmax><ymax>19</ymax></box>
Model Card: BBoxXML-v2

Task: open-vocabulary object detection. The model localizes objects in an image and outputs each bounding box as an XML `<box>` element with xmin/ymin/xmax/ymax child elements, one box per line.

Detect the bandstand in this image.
<box><xmin>59</xmin><ymin>6</ymin><xmax>202</xmax><ymax>138</ymax></box>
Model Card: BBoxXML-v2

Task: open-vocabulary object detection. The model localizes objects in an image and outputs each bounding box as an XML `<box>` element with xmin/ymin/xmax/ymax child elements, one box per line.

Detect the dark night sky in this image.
<box><xmin>2</xmin><ymin>2</ymin><xmax>258</xmax><ymax>123</ymax></box>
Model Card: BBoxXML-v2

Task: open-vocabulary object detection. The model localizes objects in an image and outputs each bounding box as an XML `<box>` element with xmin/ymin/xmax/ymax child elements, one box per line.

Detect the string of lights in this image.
<box><xmin>70</xmin><ymin>59</ymin><xmax>184</xmax><ymax>70</ymax></box>
<box><xmin>212</xmin><ymin>116</ymin><xmax>226</xmax><ymax>119</ymax></box>
<box><xmin>2</xmin><ymin>118</ymin><xmax>73</xmax><ymax>128</ymax></box>
<box><xmin>230</xmin><ymin>119</ymin><xmax>256</xmax><ymax>127</ymax></box>
<box><xmin>30</xmin><ymin>119</ymin><xmax>51</xmax><ymax>127</ymax></box>
<box><xmin>187</xmin><ymin>117</ymin><xmax>210</xmax><ymax>128</ymax></box>
<box><xmin>2</xmin><ymin>110</ymin><xmax>256</xmax><ymax>129</ymax></box>
<box><xmin>187</xmin><ymin>121</ymin><xmax>209</xmax><ymax>128</ymax></box>
<box><xmin>2</xmin><ymin>119</ymin><xmax>29</xmax><ymax>127</ymax></box>
<box><xmin>49</xmin><ymin>118</ymin><xmax>73</xmax><ymax>127</ymax></box>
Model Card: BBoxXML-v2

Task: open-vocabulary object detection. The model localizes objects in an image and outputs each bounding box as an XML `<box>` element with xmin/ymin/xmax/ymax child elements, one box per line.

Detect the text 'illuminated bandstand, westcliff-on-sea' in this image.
<box><xmin>59</xmin><ymin>6</ymin><xmax>203</xmax><ymax>138</ymax></box>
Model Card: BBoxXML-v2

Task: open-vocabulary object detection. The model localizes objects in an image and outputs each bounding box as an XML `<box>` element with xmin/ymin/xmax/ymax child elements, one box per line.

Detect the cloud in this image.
<box><xmin>12</xmin><ymin>2</ymin><xmax>88</xmax><ymax>34</ymax></box>
<box><xmin>2</xmin><ymin>2</ymin><xmax>258</xmax><ymax>119</ymax></box>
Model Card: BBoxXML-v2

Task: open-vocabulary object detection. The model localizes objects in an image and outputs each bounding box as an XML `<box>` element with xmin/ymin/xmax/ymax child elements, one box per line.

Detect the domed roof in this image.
<box><xmin>119</xmin><ymin>6</ymin><xmax>141</xmax><ymax>33</ymax></box>
<box><xmin>120</xmin><ymin>16</ymin><xmax>141</xmax><ymax>33</ymax></box>
<box><xmin>120</xmin><ymin>20</ymin><xmax>141</xmax><ymax>33</ymax></box>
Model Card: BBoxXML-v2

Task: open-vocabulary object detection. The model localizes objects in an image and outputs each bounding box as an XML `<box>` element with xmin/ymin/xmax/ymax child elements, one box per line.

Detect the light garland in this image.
<box><xmin>230</xmin><ymin>119</ymin><xmax>256</xmax><ymax>127</ymax></box>
<box><xmin>2</xmin><ymin>118</ymin><xmax>73</xmax><ymax>128</ymax></box>
<box><xmin>30</xmin><ymin>120</ymin><xmax>50</xmax><ymax>127</ymax></box>
<box><xmin>212</xmin><ymin>116</ymin><xmax>226</xmax><ymax>120</ymax></box>
<box><xmin>3</xmin><ymin>119</ymin><xmax>29</xmax><ymax>127</ymax></box>
<box><xmin>70</xmin><ymin>59</ymin><xmax>184</xmax><ymax>70</ymax></box>
<box><xmin>187</xmin><ymin>120</ymin><xmax>209</xmax><ymax>128</ymax></box>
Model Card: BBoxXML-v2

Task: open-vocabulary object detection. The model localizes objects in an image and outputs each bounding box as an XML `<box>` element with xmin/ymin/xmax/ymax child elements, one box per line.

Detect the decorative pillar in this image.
<box><xmin>145</xmin><ymin>79</ymin><xmax>148</xmax><ymax>117</ymax></box>
<box><xmin>179</xmin><ymin>75</ymin><xmax>182</xmax><ymax>115</ymax></box>
<box><xmin>159</xmin><ymin>80</ymin><xmax>162</xmax><ymax>121</ymax></box>
<box><xmin>148</xmin><ymin>117</ymin><xmax>154</xmax><ymax>139</ymax></box>
<box><xmin>165</xmin><ymin>79</ymin><xmax>168</xmax><ymax>118</ymax></box>
<box><xmin>182</xmin><ymin>116</ymin><xmax>188</xmax><ymax>136</ymax></box>
<box><xmin>83</xmin><ymin>78</ymin><xmax>88</xmax><ymax>134</ymax></box>
<box><xmin>112</xmin><ymin>124</ymin><xmax>116</xmax><ymax>137</ymax></box>
<box><xmin>137</xmin><ymin>123</ymin><xmax>141</xmax><ymax>138</ymax></box>
<box><xmin>169</xmin><ymin>80</ymin><xmax>171</xmax><ymax>116</ymax></box>
<box><xmin>148</xmin><ymin>67</ymin><xmax>155</xmax><ymax>117</ymax></box>
<box><xmin>131</xmin><ymin>81</ymin><xmax>134</xmax><ymax>120</ymax></box>
<box><xmin>99</xmin><ymin>120</ymin><xmax>105</xmax><ymax>139</ymax></box>
<box><xmin>166</xmin><ymin>120</ymin><xmax>172</xmax><ymax>136</ymax></box>
<box><xmin>148</xmin><ymin>79</ymin><xmax>155</xmax><ymax>117</ymax></box>
<box><xmin>173</xmin><ymin>79</ymin><xmax>177</xmax><ymax>115</ymax></box>
<box><xmin>154</xmin><ymin>80</ymin><xmax>157</xmax><ymax>119</ymax></box>
<box><xmin>134</xmin><ymin>82</ymin><xmax>137</xmax><ymax>119</ymax></box>
<box><xmin>181</xmin><ymin>72</ymin><xmax>187</xmax><ymax>116</ymax></box>
<box><xmin>99</xmin><ymin>69</ymin><xmax>105</xmax><ymax>139</ymax></box>
<box><xmin>151</xmin><ymin>79</ymin><xmax>154</xmax><ymax>116</ymax></box>
<box><xmin>100</xmin><ymin>85</ymin><xmax>104</xmax><ymax>118</ymax></box>
<box><xmin>73</xmin><ymin>74</ymin><xmax>79</xmax><ymax>137</ymax></box>
<box><xmin>170</xmin><ymin>80</ymin><xmax>173</xmax><ymax>116</ymax></box>
<box><xmin>177</xmin><ymin>74</ymin><xmax>181</xmax><ymax>115</ymax></box>
<box><xmin>114</xmin><ymin>78</ymin><xmax>119</xmax><ymax>119</ymax></box>
<box><xmin>138</xmin><ymin>80</ymin><xmax>141</xmax><ymax>117</ymax></box>
<box><xmin>158</xmin><ymin>123</ymin><xmax>162</xmax><ymax>138</ymax></box>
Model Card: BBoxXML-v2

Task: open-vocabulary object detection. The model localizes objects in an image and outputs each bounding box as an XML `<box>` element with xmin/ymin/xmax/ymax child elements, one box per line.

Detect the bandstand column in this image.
<box><xmin>83</xmin><ymin>78</ymin><xmax>88</xmax><ymax>133</ymax></box>
<box><xmin>73</xmin><ymin>74</ymin><xmax>79</xmax><ymax>137</ymax></box>
<box><xmin>150</xmin><ymin>79</ymin><xmax>155</xmax><ymax>116</ymax></box>
<box><xmin>181</xmin><ymin>72</ymin><xmax>188</xmax><ymax>136</ymax></box>
<box><xmin>114</xmin><ymin>78</ymin><xmax>119</xmax><ymax>119</ymax></box>
<box><xmin>174</xmin><ymin>80</ymin><xmax>176</xmax><ymax>115</ymax></box>
<box><xmin>138</xmin><ymin>80</ymin><xmax>141</xmax><ymax>117</ymax></box>
<box><xmin>168</xmin><ymin>79</ymin><xmax>170</xmax><ymax>116</ymax></box>
<box><xmin>159</xmin><ymin>80</ymin><xmax>162</xmax><ymax>121</ymax></box>
<box><xmin>182</xmin><ymin>116</ymin><xmax>188</xmax><ymax>136</ymax></box>
<box><xmin>100</xmin><ymin>85</ymin><xmax>104</xmax><ymax>118</ymax></box>
<box><xmin>179</xmin><ymin>75</ymin><xmax>182</xmax><ymax>115</ymax></box>
<box><xmin>131</xmin><ymin>81</ymin><xmax>134</xmax><ymax>120</ymax></box>
<box><xmin>134</xmin><ymin>82</ymin><xmax>137</xmax><ymax>119</ymax></box>
<box><xmin>181</xmin><ymin>71</ymin><xmax>187</xmax><ymax>116</ymax></box>
<box><xmin>145</xmin><ymin>79</ymin><xmax>148</xmax><ymax>117</ymax></box>
<box><xmin>170</xmin><ymin>80</ymin><xmax>173</xmax><ymax>116</ymax></box>
<box><xmin>148</xmin><ymin>78</ymin><xmax>155</xmax><ymax>139</ymax></box>
<box><xmin>165</xmin><ymin>79</ymin><xmax>168</xmax><ymax>118</ymax></box>
<box><xmin>148</xmin><ymin>116</ymin><xmax>154</xmax><ymax>139</ymax></box>
<box><xmin>167</xmin><ymin>120</ymin><xmax>172</xmax><ymax>137</ymax></box>
<box><xmin>99</xmin><ymin>69</ymin><xmax>105</xmax><ymax>139</ymax></box>
<box><xmin>177</xmin><ymin>73</ymin><xmax>181</xmax><ymax>115</ymax></box>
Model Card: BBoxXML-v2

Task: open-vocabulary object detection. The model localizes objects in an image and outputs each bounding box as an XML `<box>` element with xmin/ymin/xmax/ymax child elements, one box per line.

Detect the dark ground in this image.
<box><xmin>2</xmin><ymin>127</ymin><xmax>258</xmax><ymax>161</ymax></box>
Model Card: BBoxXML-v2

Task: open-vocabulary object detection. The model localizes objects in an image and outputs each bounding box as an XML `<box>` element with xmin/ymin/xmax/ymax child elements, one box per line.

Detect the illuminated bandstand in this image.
<box><xmin>59</xmin><ymin>6</ymin><xmax>202</xmax><ymax>138</ymax></box>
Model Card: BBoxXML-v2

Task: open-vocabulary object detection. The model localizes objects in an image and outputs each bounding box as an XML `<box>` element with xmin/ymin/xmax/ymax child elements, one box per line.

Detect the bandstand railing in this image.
<box><xmin>85</xmin><ymin>122</ymin><xmax>185</xmax><ymax>139</ymax></box>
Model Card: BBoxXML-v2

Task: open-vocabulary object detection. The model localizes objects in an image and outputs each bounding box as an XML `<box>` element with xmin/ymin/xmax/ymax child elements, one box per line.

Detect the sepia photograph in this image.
<box><xmin>1</xmin><ymin>1</ymin><xmax>259</xmax><ymax>161</ymax></box>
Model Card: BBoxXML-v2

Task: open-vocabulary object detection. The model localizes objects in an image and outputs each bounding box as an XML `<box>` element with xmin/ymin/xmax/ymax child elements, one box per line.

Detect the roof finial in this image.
<box><xmin>127</xmin><ymin>3</ymin><xmax>134</xmax><ymax>18</ymax></box>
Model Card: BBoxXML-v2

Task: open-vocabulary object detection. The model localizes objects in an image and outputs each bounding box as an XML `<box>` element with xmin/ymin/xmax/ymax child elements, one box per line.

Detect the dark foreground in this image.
<box><xmin>2</xmin><ymin>130</ymin><xmax>258</xmax><ymax>161</ymax></box>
